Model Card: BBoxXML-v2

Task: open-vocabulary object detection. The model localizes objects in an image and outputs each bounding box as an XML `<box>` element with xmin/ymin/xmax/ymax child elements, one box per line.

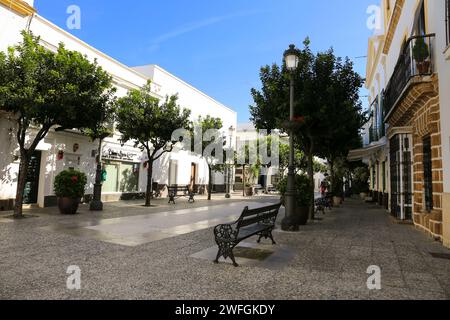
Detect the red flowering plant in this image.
<box><xmin>282</xmin><ymin>115</ymin><xmax>306</xmax><ymax>131</ymax></box>
<box><xmin>54</xmin><ymin>169</ymin><xmax>87</xmax><ymax>199</ymax></box>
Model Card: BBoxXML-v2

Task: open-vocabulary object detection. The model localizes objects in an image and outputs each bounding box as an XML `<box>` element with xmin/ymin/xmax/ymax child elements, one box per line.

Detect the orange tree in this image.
<box><xmin>0</xmin><ymin>32</ymin><xmax>115</xmax><ymax>218</ymax></box>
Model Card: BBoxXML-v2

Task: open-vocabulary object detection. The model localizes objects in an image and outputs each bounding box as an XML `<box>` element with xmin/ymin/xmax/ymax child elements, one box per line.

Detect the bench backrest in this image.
<box><xmin>168</xmin><ymin>186</ymin><xmax>190</xmax><ymax>193</ymax></box>
<box><xmin>237</xmin><ymin>203</ymin><xmax>282</xmax><ymax>229</ymax></box>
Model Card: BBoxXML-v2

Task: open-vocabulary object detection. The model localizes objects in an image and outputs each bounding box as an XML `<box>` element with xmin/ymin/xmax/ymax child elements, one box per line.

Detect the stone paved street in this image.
<box><xmin>0</xmin><ymin>196</ymin><xmax>449</xmax><ymax>300</ymax></box>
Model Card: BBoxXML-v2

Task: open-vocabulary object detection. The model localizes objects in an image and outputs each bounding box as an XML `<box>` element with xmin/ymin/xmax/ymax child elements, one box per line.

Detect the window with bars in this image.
<box><xmin>423</xmin><ymin>137</ymin><xmax>433</xmax><ymax>212</ymax></box>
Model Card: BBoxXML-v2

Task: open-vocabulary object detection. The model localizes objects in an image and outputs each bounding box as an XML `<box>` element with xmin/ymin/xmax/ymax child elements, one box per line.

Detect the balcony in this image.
<box><xmin>383</xmin><ymin>34</ymin><xmax>436</xmax><ymax>121</ymax></box>
<box><xmin>368</xmin><ymin>125</ymin><xmax>386</xmax><ymax>145</ymax></box>
<box><xmin>369</xmin><ymin>126</ymin><xmax>379</xmax><ymax>144</ymax></box>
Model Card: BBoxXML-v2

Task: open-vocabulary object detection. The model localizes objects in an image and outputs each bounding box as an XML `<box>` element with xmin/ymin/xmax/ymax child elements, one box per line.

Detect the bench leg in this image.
<box><xmin>268</xmin><ymin>231</ymin><xmax>276</xmax><ymax>245</ymax></box>
<box><xmin>229</xmin><ymin>252</ymin><xmax>239</xmax><ymax>267</ymax></box>
<box><xmin>257</xmin><ymin>230</ymin><xmax>276</xmax><ymax>245</ymax></box>
<box><xmin>214</xmin><ymin>243</ymin><xmax>239</xmax><ymax>267</ymax></box>
<box><xmin>168</xmin><ymin>194</ymin><xmax>175</xmax><ymax>204</ymax></box>
<box><xmin>214</xmin><ymin>249</ymin><xmax>221</xmax><ymax>264</ymax></box>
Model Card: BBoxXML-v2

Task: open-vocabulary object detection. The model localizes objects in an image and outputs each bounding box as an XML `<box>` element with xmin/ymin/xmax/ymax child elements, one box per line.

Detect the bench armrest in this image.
<box><xmin>214</xmin><ymin>223</ymin><xmax>238</xmax><ymax>243</ymax></box>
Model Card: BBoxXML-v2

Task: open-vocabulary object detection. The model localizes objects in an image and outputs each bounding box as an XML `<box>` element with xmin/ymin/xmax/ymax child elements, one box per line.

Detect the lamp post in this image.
<box><xmin>90</xmin><ymin>138</ymin><xmax>104</xmax><ymax>211</ymax></box>
<box><xmin>225</xmin><ymin>126</ymin><xmax>235</xmax><ymax>198</ymax></box>
<box><xmin>281</xmin><ymin>44</ymin><xmax>300</xmax><ymax>231</ymax></box>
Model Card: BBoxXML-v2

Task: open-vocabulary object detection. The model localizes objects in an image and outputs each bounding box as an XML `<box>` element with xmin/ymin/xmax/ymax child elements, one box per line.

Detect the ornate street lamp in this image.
<box><xmin>225</xmin><ymin>125</ymin><xmax>235</xmax><ymax>199</ymax></box>
<box><xmin>90</xmin><ymin>137</ymin><xmax>105</xmax><ymax>211</ymax></box>
<box><xmin>281</xmin><ymin>44</ymin><xmax>300</xmax><ymax>231</ymax></box>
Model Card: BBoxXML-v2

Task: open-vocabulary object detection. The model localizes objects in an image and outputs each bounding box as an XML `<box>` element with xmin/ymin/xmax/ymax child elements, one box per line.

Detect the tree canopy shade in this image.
<box><xmin>250</xmin><ymin>38</ymin><xmax>366</xmax><ymax>219</ymax></box>
<box><xmin>0</xmin><ymin>31</ymin><xmax>115</xmax><ymax>218</ymax></box>
<box><xmin>116</xmin><ymin>81</ymin><xmax>191</xmax><ymax>207</ymax></box>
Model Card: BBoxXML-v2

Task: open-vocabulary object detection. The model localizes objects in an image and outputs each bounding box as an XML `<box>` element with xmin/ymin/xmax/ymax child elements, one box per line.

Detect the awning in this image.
<box><xmin>347</xmin><ymin>142</ymin><xmax>386</xmax><ymax>162</ymax></box>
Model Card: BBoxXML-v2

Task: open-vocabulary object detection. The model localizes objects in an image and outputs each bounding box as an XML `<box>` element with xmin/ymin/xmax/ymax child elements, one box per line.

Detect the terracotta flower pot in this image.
<box><xmin>416</xmin><ymin>60</ymin><xmax>430</xmax><ymax>74</ymax></box>
<box><xmin>244</xmin><ymin>187</ymin><xmax>253</xmax><ymax>197</ymax></box>
<box><xmin>333</xmin><ymin>196</ymin><xmax>343</xmax><ymax>207</ymax></box>
<box><xmin>58</xmin><ymin>197</ymin><xmax>81</xmax><ymax>215</ymax></box>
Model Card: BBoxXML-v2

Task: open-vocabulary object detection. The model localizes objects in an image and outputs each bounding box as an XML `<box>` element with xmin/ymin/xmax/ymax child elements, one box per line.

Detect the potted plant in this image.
<box><xmin>279</xmin><ymin>174</ymin><xmax>312</xmax><ymax>228</ymax></box>
<box><xmin>54</xmin><ymin>169</ymin><xmax>87</xmax><ymax>215</ymax></box>
<box><xmin>332</xmin><ymin>178</ymin><xmax>344</xmax><ymax>207</ymax></box>
<box><xmin>243</xmin><ymin>163</ymin><xmax>260</xmax><ymax>197</ymax></box>
<box><xmin>352</xmin><ymin>166</ymin><xmax>370</xmax><ymax>200</ymax></box>
<box><xmin>412</xmin><ymin>37</ymin><xmax>430</xmax><ymax>74</ymax></box>
<box><xmin>244</xmin><ymin>183</ymin><xmax>253</xmax><ymax>196</ymax></box>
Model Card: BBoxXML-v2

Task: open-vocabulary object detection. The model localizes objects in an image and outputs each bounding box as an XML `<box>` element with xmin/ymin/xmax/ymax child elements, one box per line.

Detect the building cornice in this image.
<box><xmin>383</xmin><ymin>0</ymin><xmax>405</xmax><ymax>55</ymax></box>
<box><xmin>366</xmin><ymin>35</ymin><xmax>385</xmax><ymax>88</ymax></box>
<box><xmin>0</xmin><ymin>0</ymin><xmax>36</xmax><ymax>16</ymax></box>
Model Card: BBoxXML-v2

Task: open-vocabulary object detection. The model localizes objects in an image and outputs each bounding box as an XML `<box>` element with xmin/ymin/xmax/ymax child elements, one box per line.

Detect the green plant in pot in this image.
<box><xmin>352</xmin><ymin>166</ymin><xmax>370</xmax><ymax>199</ymax></box>
<box><xmin>54</xmin><ymin>169</ymin><xmax>87</xmax><ymax>215</ymax></box>
<box><xmin>278</xmin><ymin>174</ymin><xmax>312</xmax><ymax>228</ymax></box>
<box><xmin>244</xmin><ymin>183</ymin><xmax>253</xmax><ymax>196</ymax></box>
<box><xmin>331</xmin><ymin>177</ymin><xmax>344</xmax><ymax>206</ymax></box>
<box><xmin>412</xmin><ymin>37</ymin><xmax>430</xmax><ymax>74</ymax></box>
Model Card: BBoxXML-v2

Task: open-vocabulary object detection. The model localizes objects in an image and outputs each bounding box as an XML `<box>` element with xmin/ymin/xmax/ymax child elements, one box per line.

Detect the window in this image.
<box><xmin>102</xmin><ymin>161</ymin><xmax>139</xmax><ymax>193</ymax></box>
<box><xmin>423</xmin><ymin>137</ymin><xmax>433</xmax><ymax>212</ymax></box>
<box><xmin>169</xmin><ymin>160</ymin><xmax>178</xmax><ymax>186</ymax></box>
<box><xmin>416</xmin><ymin>1</ymin><xmax>426</xmax><ymax>36</ymax></box>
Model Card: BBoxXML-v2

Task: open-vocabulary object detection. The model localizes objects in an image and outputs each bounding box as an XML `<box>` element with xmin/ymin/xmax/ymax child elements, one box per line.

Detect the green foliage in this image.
<box><xmin>278</xmin><ymin>142</ymin><xmax>306</xmax><ymax>175</ymax></box>
<box><xmin>352</xmin><ymin>166</ymin><xmax>370</xmax><ymax>194</ymax></box>
<box><xmin>278</xmin><ymin>174</ymin><xmax>313</xmax><ymax>207</ymax></box>
<box><xmin>250</xmin><ymin>38</ymin><xmax>366</xmax><ymax>214</ymax></box>
<box><xmin>54</xmin><ymin>170</ymin><xmax>87</xmax><ymax>198</ymax></box>
<box><xmin>116</xmin><ymin>81</ymin><xmax>191</xmax><ymax>160</ymax></box>
<box><xmin>0</xmin><ymin>31</ymin><xmax>115</xmax><ymax>217</ymax></box>
<box><xmin>412</xmin><ymin>37</ymin><xmax>429</xmax><ymax>62</ymax></box>
<box><xmin>193</xmin><ymin>115</ymin><xmax>225</xmax><ymax>170</ymax></box>
<box><xmin>0</xmin><ymin>31</ymin><xmax>115</xmax><ymax>145</ymax></box>
<box><xmin>313</xmin><ymin>159</ymin><xmax>328</xmax><ymax>174</ymax></box>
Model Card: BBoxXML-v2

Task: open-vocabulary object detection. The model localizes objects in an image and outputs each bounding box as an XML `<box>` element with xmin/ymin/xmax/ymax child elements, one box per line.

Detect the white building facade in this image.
<box><xmin>0</xmin><ymin>0</ymin><xmax>237</xmax><ymax>210</ymax></box>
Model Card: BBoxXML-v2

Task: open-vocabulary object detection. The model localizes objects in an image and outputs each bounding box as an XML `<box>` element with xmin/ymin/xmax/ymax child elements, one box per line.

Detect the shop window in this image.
<box><xmin>102</xmin><ymin>161</ymin><xmax>139</xmax><ymax>193</ymax></box>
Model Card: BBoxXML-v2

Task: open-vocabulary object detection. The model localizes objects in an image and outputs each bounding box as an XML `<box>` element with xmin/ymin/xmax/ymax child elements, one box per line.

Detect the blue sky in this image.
<box><xmin>35</xmin><ymin>0</ymin><xmax>375</xmax><ymax>123</ymax></box>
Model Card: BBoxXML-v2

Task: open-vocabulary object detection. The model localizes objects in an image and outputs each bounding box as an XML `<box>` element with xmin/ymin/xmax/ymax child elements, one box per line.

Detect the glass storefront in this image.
<box><xmin>102</xmin><ymin>161</ymin><xmax>140</xmax><ymax>193</ymax></box>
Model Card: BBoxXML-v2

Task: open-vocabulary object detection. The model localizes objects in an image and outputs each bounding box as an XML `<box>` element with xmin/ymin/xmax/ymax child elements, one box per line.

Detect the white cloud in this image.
<box><xmin>148</xmin><ymin>10</ymin><xmax>264</xmax><ymax>52</ymax></box>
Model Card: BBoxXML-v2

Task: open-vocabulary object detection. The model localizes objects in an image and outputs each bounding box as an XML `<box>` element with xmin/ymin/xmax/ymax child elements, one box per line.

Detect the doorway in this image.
<box><xmin>389</xmin><ymin>134</ymin><xmax>413</xmax><ymax>220</ymax></box>
<box><xmin>190</xmin><ymin>163</ymin><xmax>197</xmax><ymax>191</ymax></box>
<box><xmin>23</xmin><ymin>151</ymin><xmax>42</xmax><ymax>204</ymax></box>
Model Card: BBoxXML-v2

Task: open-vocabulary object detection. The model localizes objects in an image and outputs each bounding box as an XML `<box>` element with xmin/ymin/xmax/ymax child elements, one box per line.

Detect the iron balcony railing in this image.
<box><xmin>369</xmin><ymin>126</ymin><xmax>384</xmax><ymax>144</ymax></box>
<box><xmin>369</xmin><ymin>127</ymin><xmax>380</xmax><ymax>143</ymax></box>
<box><xmin>383</xmin><ymin>34</ymin><xmax>435</xmax><ymax>120</ymax></box>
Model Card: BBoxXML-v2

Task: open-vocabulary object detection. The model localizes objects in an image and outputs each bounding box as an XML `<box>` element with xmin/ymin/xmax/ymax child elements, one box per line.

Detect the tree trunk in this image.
<box><xmin>242</xmin><ymin>165</ymin><xmax>246</xmax><ymax>197</ymax></box>
<box><xmin>306</xmin><ymin>149</ymin><xmax>315</xmax><ymax>221</ymax></box>
<box><xmin>13</xmin><ymin>151</ymin><xmax>30</xmax><ymax>218</ymax></box>
<box><xmin>145</xmin><ymin>159</ymin><xmax>153</xmax><ymax>207</ymax></box>
<box><xmin>329</xmin><ymin>159</ymin><xmax>335</xmax><ymax>194</ymax></box>
<box><xmin>207</xmin><ymin>165</ymin><xmax>212</xmax><ymax>201</ymax></box>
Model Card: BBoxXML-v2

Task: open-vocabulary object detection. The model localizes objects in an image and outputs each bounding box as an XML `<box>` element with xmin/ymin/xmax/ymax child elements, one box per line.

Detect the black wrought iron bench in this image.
<box><xmin>315</xmin><ymin>195</ymin><xmax>333</xmax><ymax>214</ymax></box>
<box><xmin>167</xmin><ymin>186</ymin><xmax>195</xmax><ymax>204</ymax></box>
<box><xmin>213</xmin><ymin>203</ymin><xmax>282</xmax><ymax>267</ymax></box>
